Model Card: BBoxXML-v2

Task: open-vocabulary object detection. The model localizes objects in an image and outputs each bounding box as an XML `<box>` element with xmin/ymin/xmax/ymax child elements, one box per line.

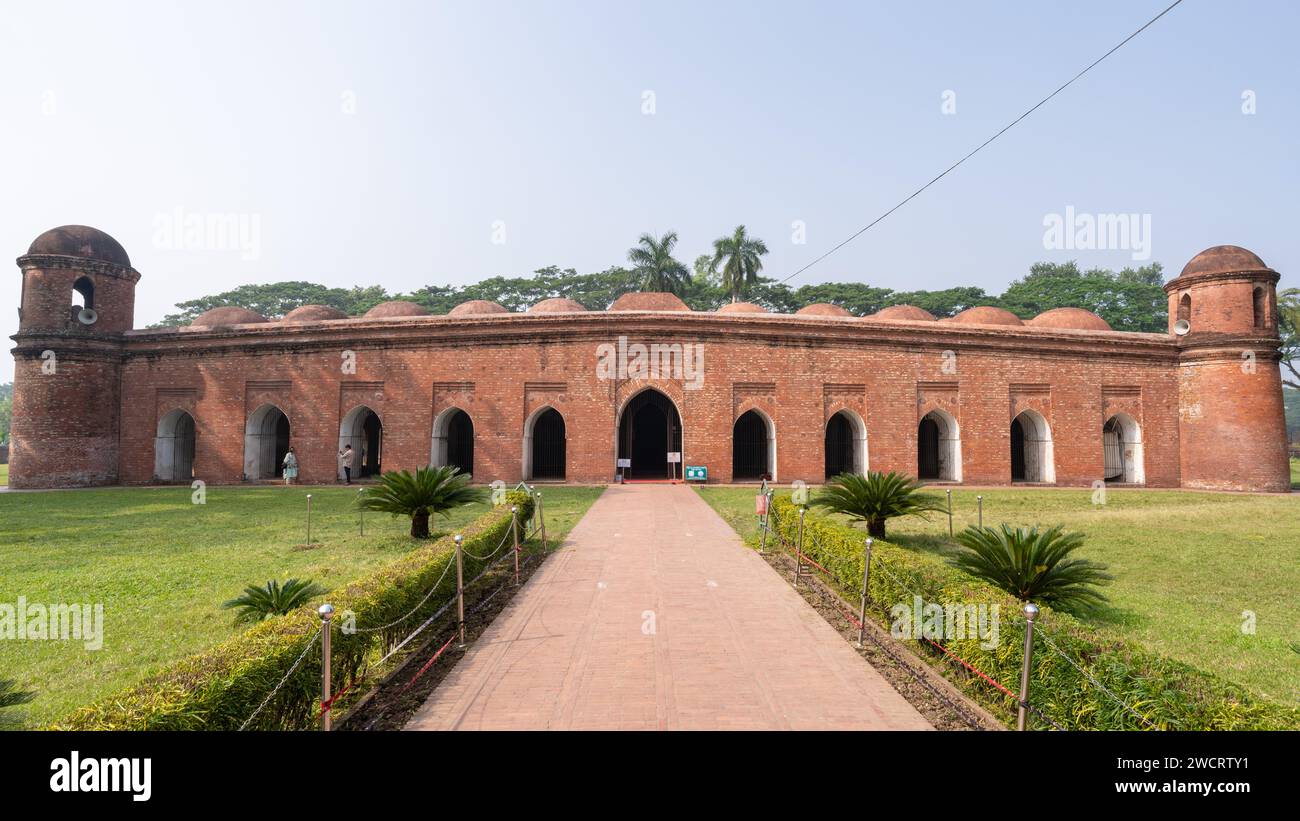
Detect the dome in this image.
<box><xmin>191</xmin><ymin>306</ymin><xmax>270</xmax><ymax>328</ymax></box>
<box><xmin>1028</xmin><ymin>307</ymin><xmax>1112</xmax><ymax>332</ymax></box>
<box><xmin>527</xmin><ymin>298</ymin><xmax>588</xmax><ymax>313</ymax></box>
<box><xmin>949</xmin><ymin>306</ymin><xmax>1023</xmax><ymax>326</ymax></box>
<box><xmin>28</xmin><ymin>225</ymin><xmax>131</xmax><ymax>267</ymax></box>
<box><xmin>282</xmin><ymin>304</ymin><xmax>348</xmax><ymax>322</ymax></box>
<box><xmin>1178</xmin><ymin>245</ymin><xmax>1273</xmax><ymax>279</ymax></box>
<box><xmin>716</xmin><ymin>302</ymin><xmax>768</xmax><ymax>314</ymax></box>
<box><xmin>363</xmin><ymin>301</ymin><xmax>430</xmax><ymax>318</ymax></box>
<box><xmin>869</xmin><ymin>305</ymin><xmax>937</xmax><ymax>322</ymax></box>
<box><xmin>795</xmin><ymin>303</ymin><xmax>853</xmax><ymax>317</ymax></box>
<box><xmin>449</xmin><ymin>300</ymin><xmax>509</xmax><ymax>317</ymax></box>
<box><xmin>609</xmin><ymin>292</ymin><xmax>691</xmax><ymax>312</ymax></box>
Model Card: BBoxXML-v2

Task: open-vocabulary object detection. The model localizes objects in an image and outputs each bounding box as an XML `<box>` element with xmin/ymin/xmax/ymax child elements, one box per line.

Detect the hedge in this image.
<box><xmin>54</xmin><ymin>491</ymin><xmax>536</xmax><ymax>730</ymax></box>
<box><xmin>766</xmin><ymin>495</ymin><xmax>1299</xmax><ymax>730</ymax></box>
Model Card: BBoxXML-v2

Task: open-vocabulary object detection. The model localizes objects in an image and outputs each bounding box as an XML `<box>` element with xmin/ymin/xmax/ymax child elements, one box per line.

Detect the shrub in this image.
<box><xmin>811</xmin><ymin>471</ymin><xmax>945</xmax><ymax>539</ymax></box>
<box><xmin>222</xmin><ymin>578</ymin><xmax>328</xmax><ymax>625</ymax></box>
<box><xmin>54</xmin><ymin>491</ymin><xmax>535</xmax><ymax>730</ymax></box>
<box><xmin>358</xmin><ymin>466</ymin><xmax>489</xmax><ymax>538</ymax></box>
<box><xmin>950</xmin><ymin>524</ymin><xmax>1112</xmax><ymax>615</ymax></box>
<box><xmin>766</xmin><ymin>494</ymin><xmax>1299</xmax><ymax>730</ymax></box>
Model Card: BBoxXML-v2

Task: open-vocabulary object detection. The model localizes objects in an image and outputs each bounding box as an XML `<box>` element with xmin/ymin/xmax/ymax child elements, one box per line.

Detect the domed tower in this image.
<box><xmin>1164</xmin><ymin>246</ymin><xmax>1289</xmax><ymax>492</ymax></box>
<box><xmin>9</xmin><ymin>226</ymin><xmax>140</xmax><ymax>488</ymax></box>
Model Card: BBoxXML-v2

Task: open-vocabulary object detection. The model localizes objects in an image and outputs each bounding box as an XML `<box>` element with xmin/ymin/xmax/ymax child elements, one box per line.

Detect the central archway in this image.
<box><xmin>244</xmin><ymin>404</ymin><xmax>290</xmax><ymax>480</ymax></box>
<box><xmin>340</xmin><ymin>406</ymin><xmax>383</xmax><ymax>479</ymax></box>
<box><xmin>1011</xmin><ymin>410</ymin><xmax>1054</xmax><ymax>484</ymax></box>
<box><xmin>432</xmin><ymin>407</ymin><xmax>474</xmax><ymax>476</ymax></box>
<box><xmin>617</xmin><ymin>389</ymin><xmax>682</xmax><ymax>480</ymax></box>
<box><xmin>155</xmin><ymin>409</ymin><xmax>196</xmax><ymax>481</ymax></box>
<box><xmin>824</xmin><ymin>410</ymin><xmax>867</xmax><ymax>479</ymax></box>
<box><xmin>732</xmin><ymin>409</ymin><xmax>775</xmax><ymax>481</ymax></box>
<box><xmin>524</xmin><ymin>406</ymin><xmax>566</xmax><ymax>480</ymax></box>
<box><xmin>918</xmin><ymin>409</ymin><xmax>961</xmax><ymax>482</ymax></box>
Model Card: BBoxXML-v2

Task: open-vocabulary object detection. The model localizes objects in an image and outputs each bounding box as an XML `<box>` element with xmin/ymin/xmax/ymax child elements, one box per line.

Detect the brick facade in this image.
<box><xmin>9</xmin><ymin>229</ymin><xmax>1293</xmax><ymax>493</ymax></box>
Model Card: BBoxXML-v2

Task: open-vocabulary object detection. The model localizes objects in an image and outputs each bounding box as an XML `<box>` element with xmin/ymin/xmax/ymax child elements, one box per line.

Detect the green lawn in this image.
<box><xmin>0</xmin><ymin>463</ymin><xmax>8</xmax><ymax>485</ymax></box>
<box><xmin>1292</xmin><ymin>457</ymin><xmax>1299</xmax><ymax>489</ymax></box>
<box><xmin>697</xmin><ymin>484</ymin><xmax>1300</xmax><ymax>706</ymax></box>
<box><xmin>0</xmin><ymin>483</ymin><xmax>602</xmax><ymax>725</ymax></box>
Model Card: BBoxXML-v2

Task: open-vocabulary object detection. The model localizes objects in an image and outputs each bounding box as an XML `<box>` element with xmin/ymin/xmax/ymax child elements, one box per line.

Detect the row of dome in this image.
<box><xmin>189</xmin><ymin>293</ymin><xmax>1113</xmax><ymax>331</ymax></box>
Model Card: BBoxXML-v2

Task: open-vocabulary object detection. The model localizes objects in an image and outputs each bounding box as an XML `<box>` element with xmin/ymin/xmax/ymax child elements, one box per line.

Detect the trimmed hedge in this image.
<box><xmin>767</xmin><ymin>495</ymin><xmax>1299</xmax><ymax>730</ymax></box>
<box><xmin>55</xmin><ymin>491</ymin><xmax>536</xmax><ymax>730</ymax></box>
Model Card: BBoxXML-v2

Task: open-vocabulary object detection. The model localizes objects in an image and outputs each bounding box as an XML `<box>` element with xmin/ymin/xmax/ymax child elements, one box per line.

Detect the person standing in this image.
<box><xmin>281</xmin><ymin>447</ymin><xmax>299</xmax><ymax>485</ymax></box>
<box><xmin>339</xmin><ymin>444</ymin><xmax>355</xmax><ymax>484</ymax></box>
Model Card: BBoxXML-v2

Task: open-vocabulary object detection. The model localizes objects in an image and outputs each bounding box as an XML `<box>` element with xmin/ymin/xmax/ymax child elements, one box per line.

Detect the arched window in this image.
<box><xmin>1103</xmin><ymin>414</ymin><xmax>1144</xmax><ymax>485</ymax></box>
<box><xmin>524</xmin><ymin>407</ymin><xmax>566</xmax><ymax>480</ymax></box>
<box><xmin>1177</xmin><ymin>292</ymin><xmax>1191</xmax><ymax>323</ymax></box>
<box><xmin>824</xmin><ymin>410</ymin><xmax>867</xmax><ymax>479</ymax></box>
<box><xmin>72</xmin><ymin>276</ymin><xmax>94</xmax><ymax>310</ymax></box>
<box><xmin>154</xmin><ymin>410</ymin><xmax>196</xmax><ymax>481</ymax></box>
<box><xmin>244</xmin><ymin>404</ymin><xmax>291</xmax><ymax>480</ymax></box>
<box><xmin>432</xmin><ymin>407</ymin><xmax>474</xmax><ymax>475</ymax></box>
<box><xmin>339</xmin><ymin>406</ymin><xmax>383</xmax><ymax>479</ymax></box>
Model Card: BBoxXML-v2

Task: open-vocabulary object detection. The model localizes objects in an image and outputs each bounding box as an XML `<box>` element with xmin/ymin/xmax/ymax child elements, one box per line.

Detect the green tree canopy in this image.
<box><xmin>999</xmin><ymin>261</ymin><xmax>1167</xmax><ymax>332</ymax></box>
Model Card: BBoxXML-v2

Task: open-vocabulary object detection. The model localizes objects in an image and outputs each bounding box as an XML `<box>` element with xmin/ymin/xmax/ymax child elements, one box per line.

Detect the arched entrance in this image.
<box><xmin>824</xmin><ymin>410</ymin><xmax>867</xmax><ymax>479</ymax></box>
<box><xmin>1011</xmin><ymin>410</ymin><xmax>1054</xmax><ymax>483</ymax></box>
<box><xmin>918</xmin><ymin>410</ymin><xmax>960</xmax><ymax>482</ymax></box>
<box><xmin>1103</xmin><ymin>413</ymin><xmax>1144</xmax><ymax>484</ymax></box>
<box><xmin>525</xmin><ymin>407</ymin><xmax>566</xmax><ymax>480</ymax></box>
<box><xmin>154</xmin><ymin>409</ymin><xmax>195</xmax><ymax>481</ymax></box>
<box><xmin>732</xmin><ymin>410</ymin><xmax>774</xmax><ymax>481</ymax></box>
<box><xmin>432</xmin><ymin>408</ymin><xmax>474</xmax><ymax>475</ymax></box>
<box><xmin>617</xmin><ymin>389</ymin><xmax>682</xmax><ymax>480</ymax></box>
<box><xmin>245</xmin><ymin>404</ymin><xmax>290</xmax><ymax>480</ymax></box>
<box><xmin>340</xmin><ymin>406</ymin><xmax>383</xmax><ymax>479</ymax></box>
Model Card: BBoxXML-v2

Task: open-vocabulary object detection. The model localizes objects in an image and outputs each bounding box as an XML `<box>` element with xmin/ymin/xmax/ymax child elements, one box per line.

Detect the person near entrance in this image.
<box><xmin>339</xmin><ymin>444</ymin><xmax>355</xmax><ymax>484</ymax></box>
<box><xmin>281</xmin><ymin>447</ymin><xmax>299</xmax><ymax>485</ymax></box>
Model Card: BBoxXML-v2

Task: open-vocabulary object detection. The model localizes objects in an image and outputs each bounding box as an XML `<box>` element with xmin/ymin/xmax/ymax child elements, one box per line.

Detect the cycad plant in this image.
<box><xmin>949</xmin><ymin>524</ymin><xmax>1112</xmax><ymax>614</ymax></box>
<box><xmin>358</xmin><ymin>465</ymin><xmax>487</xmax><ymax>538</ymax></box>
<box><xmin>811</xmin><ymin>471</ymin><xmax>946</xmax><ymax>539</ymax></box>
<box><xmin>222</xmin><ymin>578</ymin><xmax>326</xmax><ymax>625</ymax></box>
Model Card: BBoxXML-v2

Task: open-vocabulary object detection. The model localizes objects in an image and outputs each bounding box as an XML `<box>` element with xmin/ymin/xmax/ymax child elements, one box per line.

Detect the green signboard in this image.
<box><xmin>684</xmin><ymin>465</ymin><xmax>707</xmax><ymax>481</ymax></box>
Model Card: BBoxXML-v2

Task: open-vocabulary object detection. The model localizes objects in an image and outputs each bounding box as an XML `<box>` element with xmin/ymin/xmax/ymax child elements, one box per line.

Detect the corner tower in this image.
<box><xmin>1165</xmin><ymin>245</ymin><xmax>1289</xmax><ymax>492</ymax></box>
<box><xmin>9</xmin><ymin>225</ymin><xmax>140</xmax><ymax>488</ymax></box>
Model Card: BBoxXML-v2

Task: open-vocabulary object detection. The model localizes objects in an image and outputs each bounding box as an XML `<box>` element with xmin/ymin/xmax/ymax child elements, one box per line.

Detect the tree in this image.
<box><xmin>154</xmin><ymin>282</ymin><xmax>392</xmax><ymax>326</ymax></box>
<box><xmin>885</xmin><ymin>286</ymin><xmax>999</xmax><ymax>318</ymax></box>
<box><xmin>627</xmin><ymin>232</ymin><xmax>690</xmax><ymax>294</ymax></box>
<box><xmin>1278</xmin><ymin>287</ymin><xmax>1299</xmax><ymax>391</ymax></box>
<box><xmin>811</xmin><ymin>471</ymin><xmax>946</xmax><ymax>539</ymax></box>
<box><xmin>357</xmin><ymin>465</ymin><xmax>488</xmax><ymax>538</ymax></box>
<box><xmin>791</xmin><ymin>282</ymin><xmax>893</xmax><ymax>316</ymax></box>
<box><xmin>0</xmin><ymin>382</ymin><xmax>11</xmax><ymax>445</ymax></box>
<box><xmin>221</xmin><ymin>578</ymin><xmax>327</xmax><ymax>625</ymax></box>
<box><xmin>999</xmin><ymin>261</ymin><xmax>1167</xmax><ymax>332</ymax></box>
<box><xmin>711</xmin><ymin>225</ymin><xmax>769</xmax><ymax>302</ymax></box>
<box><xmin>949</xmin><ymin>524</ymin><xmax>1112</xmax><ymax>614</ymax></box>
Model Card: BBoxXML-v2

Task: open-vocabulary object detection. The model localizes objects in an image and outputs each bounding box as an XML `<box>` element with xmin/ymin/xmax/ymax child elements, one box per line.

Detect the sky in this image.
<box><xmin>1</xmin><ymin>0</ymin><xmax>1297</xmax><ymax>383</ymax></box>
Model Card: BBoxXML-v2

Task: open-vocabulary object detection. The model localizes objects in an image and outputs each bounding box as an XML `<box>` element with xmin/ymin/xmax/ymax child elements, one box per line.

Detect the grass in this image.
<box><xmin>0</xmin><ymin>463</ymin><xmax>7</xmax><ymax>485</ymax></box>
<box><xmin>696</xmin><ymin>484</ymin><xmax>1300</xmax><ymax>706</ymax></box>
<box><xmin>1292</xmin><ymin>457</ymin><xmax>1299</xmax><ymax>489</ymax></box>
<box><xmin>0</xmin><ymin>483</ymin><xmax>602</xmax><ymax>725</ymax></box>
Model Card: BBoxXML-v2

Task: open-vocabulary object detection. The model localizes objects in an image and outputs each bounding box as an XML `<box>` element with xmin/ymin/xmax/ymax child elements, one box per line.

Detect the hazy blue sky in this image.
<box><xmin>2</xmin><ymin>0</ymin><xmax>1297</xmax><ymax>382</ymax></box>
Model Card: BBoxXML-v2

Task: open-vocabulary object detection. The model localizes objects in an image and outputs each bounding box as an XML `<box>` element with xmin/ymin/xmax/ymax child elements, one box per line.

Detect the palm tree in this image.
<box><xmin>627</xmin><ymin>232</ymin><xmax>690</xmax><ymax>294</ymax></box>
<box><xmin>358</xmin><ymin>465</ymin><xmax>488</xmax><ymax>538</ymax></box>
<box><xmin>222</xmin><ymin>578</ymin><xmax>327</xmax><ymax>625</ymax></box>
<box><xmin>711</xmin><ymin>225</ymin><xmax>769</xmax><ymax>302</ymax></box>
<box><xmin>949</xmin><ymin>524</ymin><xmax>1113</xmax><ymax>614</ymax></box>
<box><xmin>811</xmin><ymin>471</ymin><xmax>946</xmax><ymax>539</ymax></box>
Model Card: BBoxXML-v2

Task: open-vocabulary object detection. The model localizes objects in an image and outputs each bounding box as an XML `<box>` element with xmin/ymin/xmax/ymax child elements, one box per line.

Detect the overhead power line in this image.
<box><xmin>779</xmin><ymin>0</ymin><xmax>1186</xmax><ymax>285</ymax></box>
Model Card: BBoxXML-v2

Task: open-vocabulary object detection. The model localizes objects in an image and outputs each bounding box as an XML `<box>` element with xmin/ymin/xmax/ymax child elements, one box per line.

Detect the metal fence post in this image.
<box><xmin>1017</xmin><ymin>602</ymin><xmax>1039</xmax><ymax>731</ymax></box>
<box><xmin>454</xmin><ymin>534</ymin><xmax>466</xmax><ymax>648</ymax></box>
<box><xmin>536</xmin><ymin>492</ymin><xmax>547</xmax><ymax>548</ymax></box>
<box><xmin>946</xmin><ymin>489</ymin><xmax>952</xmax><ymax>537</ymax></box>
<box><xmin>358</xmin><ymin>488</ymin><xmax>365</xmax><ymax>536</ymax></box>
<box><xmin>759</xmin><ymin>489</ymin><xmax>773</xmax><ymax>554</ymax></box>
<box><xmin>511</xmin><ymin>505</ymin><xmax>521</xmax><ymax>586</ymax></box>
<box><xmin>794</xmin><ymin>507</ymin><xmax>806</xmax><ymax>588</ymax></box>
<box><xmin>319</xmin><ymin>603</ymin><xmax>334</xmax><ymax>731</ymax></box>
<box><xmin>857</xmin><ymin>538</ymin><xmax>873</xmax><ymax>647</ymax></box>
<box><xmin>305</xmin><ymin>493</ymin><xmax>313</xmax><ymax>547</ymax></box>
<box><xmin>977</xmin><ymin>495</ymin><xmax>983</xmax><ymax>529</ymax></box>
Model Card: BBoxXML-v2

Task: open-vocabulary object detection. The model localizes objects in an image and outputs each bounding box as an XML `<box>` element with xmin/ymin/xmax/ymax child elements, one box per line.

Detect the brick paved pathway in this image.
<box><xmin>406</xmin><ymin>485</ymin><xmax>931</xmax><ymax>730</ymax></box>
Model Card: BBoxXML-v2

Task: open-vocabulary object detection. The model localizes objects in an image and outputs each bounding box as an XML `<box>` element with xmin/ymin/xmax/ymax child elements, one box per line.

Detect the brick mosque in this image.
<box><xmin>8</xmin><ymin>225</ymin><xmax>1292</xmax><ymax>492</ymax></box>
